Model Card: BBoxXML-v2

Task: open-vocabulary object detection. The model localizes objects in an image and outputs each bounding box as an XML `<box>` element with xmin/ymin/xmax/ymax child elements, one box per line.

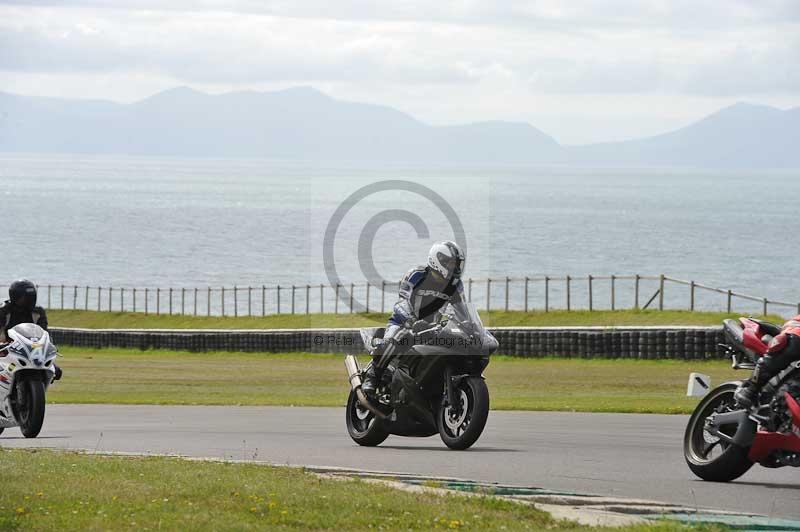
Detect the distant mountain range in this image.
<box><xmin>0</xmin><ymin>87</ymin><xmax>797</xmax><ymax>168</ymax></box>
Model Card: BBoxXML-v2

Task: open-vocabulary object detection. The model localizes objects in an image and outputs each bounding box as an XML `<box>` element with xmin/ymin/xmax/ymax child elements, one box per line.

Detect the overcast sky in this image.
<box><xmin>1</xmin><ymin>1</ymin><xmax>798</xmax><ymax>144</ymax></box>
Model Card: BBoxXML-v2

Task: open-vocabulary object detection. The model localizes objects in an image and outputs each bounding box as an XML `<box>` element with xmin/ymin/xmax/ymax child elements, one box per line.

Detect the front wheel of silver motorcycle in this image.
<box><xmin>438</xmin><ymin>376</ymin><xmax>489</xmax><ymax>450</ymax></box>
<box><xmin>346</xmin><ymin>390</ymin><xmax>389</xmax><ymax>447</ymax></box>
<box><xmin>17</xmin><ymin>379</ymin><xmax>46</xmax><ymax>439</ymax></box>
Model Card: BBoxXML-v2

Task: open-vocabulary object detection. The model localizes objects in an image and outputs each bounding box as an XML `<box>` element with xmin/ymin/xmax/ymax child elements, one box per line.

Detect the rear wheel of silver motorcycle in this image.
<box><xmin>17</xmin><ymin>379</ymin><xmax>46</xmax><ymax>439</ymax></box>
<box><xmin>438</xmin><ymin>376</ymin><xmax>489</xmax><ymax>450</ymax></box>
<box><xmin>684</xmin><ymin>384</ymin><xmax>753</xmax><ymax>482</ymax></box>
<box><xmin>346</xmin><ymin>390</ymin><xmax>389</xmax><ymax>446</ymax></box>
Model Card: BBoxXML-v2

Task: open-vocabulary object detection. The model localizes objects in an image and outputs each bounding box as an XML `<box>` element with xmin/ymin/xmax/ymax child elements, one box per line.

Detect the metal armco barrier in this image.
<box><xmin>49</xmin><ymin>326</ymin><xmax>727</xmax><ymax>359</ymax></box>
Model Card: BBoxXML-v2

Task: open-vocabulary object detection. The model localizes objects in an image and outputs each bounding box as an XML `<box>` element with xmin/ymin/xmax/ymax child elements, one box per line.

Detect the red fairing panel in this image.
<box><xmin>739</xmin><ymin>318</ymin><xmax>769</xmax><ymax>355</ymax></box>
<box><xmin>748</xmin><ymin>431</ymin><xmax>800</xmax><ymax>462</ymax></box>
<box><xmin>748</xmin><ymin>394</ymin><xmax>800</xmax><ymax>463</ymax></box>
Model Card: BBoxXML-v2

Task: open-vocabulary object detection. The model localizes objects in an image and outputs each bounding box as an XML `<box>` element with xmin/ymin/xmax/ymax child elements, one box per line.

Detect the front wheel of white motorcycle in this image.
<box><xmin>438</xmin><ymin>376</ymin><xmax>489</xmax><ymax>450</ymax></box>
<box><xmin>18</xmin><ymin>379</ymin><xmax>46</xmax><ymax>438</ymax></box>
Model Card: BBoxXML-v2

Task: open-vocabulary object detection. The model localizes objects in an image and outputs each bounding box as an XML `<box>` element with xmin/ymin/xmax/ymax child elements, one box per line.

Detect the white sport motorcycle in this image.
<box><xmin>0</xmin><ymin>323</ymin><xmax>59</xmax><ymax>438</ymax></box>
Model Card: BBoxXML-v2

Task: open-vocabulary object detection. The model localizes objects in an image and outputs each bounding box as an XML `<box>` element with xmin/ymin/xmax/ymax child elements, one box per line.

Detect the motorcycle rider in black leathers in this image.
<box><xmin>735</xmin><ymin>315</ymin><xmax>800</xmax><ymax>408</ymax></box>
<box><xmin>361</xmin><ymin>240</ymin><xmax>466</xmax><ymax>397</ymax></box>
<box><xmin>0</xmin><ymin>279</ymin><xmax>62</xmax><ymax>380</ymax></box>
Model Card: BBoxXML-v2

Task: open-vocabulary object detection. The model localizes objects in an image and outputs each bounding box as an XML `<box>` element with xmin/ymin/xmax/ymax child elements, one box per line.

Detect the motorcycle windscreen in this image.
<box><xmin>446</xmin><ymin>301</ymin><xmax>485</xmax><ymax>335</ymax></box>
<box><xmin>430</xmin><ymin>301</ymin><xmax>497</xmax><ymax>355</ymax></box>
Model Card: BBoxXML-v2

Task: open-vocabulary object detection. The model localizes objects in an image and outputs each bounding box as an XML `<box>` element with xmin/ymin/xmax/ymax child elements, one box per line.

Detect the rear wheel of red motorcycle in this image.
<box><xmin>684</xmin><ymin>384</ymin><xmax>753</xmax><ymax>482</ymax></box>
<box><xmin>346</xmin><ymin>390</ymin><xmax>389</xmax><ymax>447</ymax></box>
<box><xmin>438</xmin><ymin>376</ymin><xmax>489</xmax><ymax>450</ymax></box>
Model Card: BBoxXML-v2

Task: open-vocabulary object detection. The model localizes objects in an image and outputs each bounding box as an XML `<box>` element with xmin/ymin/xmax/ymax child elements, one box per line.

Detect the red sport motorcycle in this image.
<box><xmin>684</xmin><ymin>317</ymin><xmax>800</xmax><ymax>481</ymax></box>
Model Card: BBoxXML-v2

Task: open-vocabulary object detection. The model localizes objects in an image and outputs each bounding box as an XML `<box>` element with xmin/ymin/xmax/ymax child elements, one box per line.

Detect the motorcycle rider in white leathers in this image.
<box><xmin>361</xmin><ymin>241</ymin><xmax>467</xmax><ymax>397</ymax></box>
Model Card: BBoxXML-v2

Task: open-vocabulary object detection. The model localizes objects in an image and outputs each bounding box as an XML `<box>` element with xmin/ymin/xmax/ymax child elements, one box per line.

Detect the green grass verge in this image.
<box><xmin>50</xmin><ymin>348</ymin><xmax>743</xmax><ymax>413</ymax></box>
<box><xmin>0</xmin><ymin>450</ymin><xmax>724</xmax><ymax>531</ymax></box>
<box><xmin>46</xmin><ymin>309</ymin><xmax>779</xmax><ymax>330</ymax></box>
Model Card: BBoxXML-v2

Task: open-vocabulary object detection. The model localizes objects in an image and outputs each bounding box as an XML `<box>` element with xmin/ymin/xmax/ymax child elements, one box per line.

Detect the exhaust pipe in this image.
<box><xmin>344</xmin><ymin>355</ymin><xmax>386</xmax><ymax>419</ymax></box>
<box><xmin>344</xmin><ymin>355</ymin><xmax>362</xmax><ymax>389</ymax></box>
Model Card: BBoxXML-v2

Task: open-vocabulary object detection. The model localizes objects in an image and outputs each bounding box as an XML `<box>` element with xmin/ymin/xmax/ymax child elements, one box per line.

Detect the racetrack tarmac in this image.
<box><xmin>2</xmin><ymin>405</ymin><xmax>799</xmax><ymax>520</ymax></box>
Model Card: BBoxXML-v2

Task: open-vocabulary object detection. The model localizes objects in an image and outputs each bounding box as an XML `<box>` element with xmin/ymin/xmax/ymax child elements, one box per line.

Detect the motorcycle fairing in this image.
<box><xmin>748</xmin><ymin>393</ymin><xmax>800</xmax><ymax>462</ymax></box>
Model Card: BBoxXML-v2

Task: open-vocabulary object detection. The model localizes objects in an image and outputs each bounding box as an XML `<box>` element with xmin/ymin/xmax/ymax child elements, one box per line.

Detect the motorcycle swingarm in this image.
<box><xmin>708</xmin><ymin>409</ymin><xmax>757</xmax><ymax>447</ymax></box>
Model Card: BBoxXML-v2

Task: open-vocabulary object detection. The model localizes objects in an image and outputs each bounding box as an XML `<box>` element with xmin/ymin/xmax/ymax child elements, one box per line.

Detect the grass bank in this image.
<box><xmin>46</xmin><ymin>309</ymin><xmax>778</xmax><ymax>329</ymax></box>
<box><xmin>49</xmin><ymin>348</ymin><xmax>742</xmax><ymax>413</ymax></box>
<box><xmin>0</xmin><ymin>450</ymin><xmax>723</xmax><ymax>531</ymax></box>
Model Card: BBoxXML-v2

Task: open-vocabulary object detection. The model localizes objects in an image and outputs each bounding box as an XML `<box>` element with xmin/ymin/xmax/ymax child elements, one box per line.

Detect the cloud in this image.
<box><xmin>1</xmin><ymin>2</ymin><xmax>798</xmax><ymax>95</ymax></box>
<box><xmin>0</xmin><ymin>1</ymin><xmax>798</xmax><ymax>143</ymax></box>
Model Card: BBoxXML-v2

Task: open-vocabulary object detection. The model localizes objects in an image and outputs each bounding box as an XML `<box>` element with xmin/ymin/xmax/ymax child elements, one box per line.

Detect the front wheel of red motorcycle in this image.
<box><xmin>684</xmin><ymin>383</ymin><xmax>754</xmax><ymax>482</ymax></box>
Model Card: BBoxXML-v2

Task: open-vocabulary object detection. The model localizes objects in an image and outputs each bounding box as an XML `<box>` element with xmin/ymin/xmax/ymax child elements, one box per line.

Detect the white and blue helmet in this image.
<box><xmin>427</xmin><ymin>241</ymin><xmax>465</xmax><ymax>279</ymax></box>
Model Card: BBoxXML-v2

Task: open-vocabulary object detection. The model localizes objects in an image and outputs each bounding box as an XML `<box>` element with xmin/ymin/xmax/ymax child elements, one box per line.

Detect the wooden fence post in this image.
<box><xmin>349</xmin><ymin>283</ymin><xmax>354</xmax><ymax>314</ymax></box>
<box><xmin>727</xmin><ymin>289</ymin><xmax>732</xmax><ymax>313</ymax></box>
<box><xmin>611</xmin><ymin>274</ymin><xmax>616</xmax><ymax>311</ymax></box>
<box><xmin>524</xmin><ymin>276</ymin><xmax>529</xmax><ymax>312</ymax></box>
<box><xmin>566</xmin><ymin>275</ymin><xmax>571</xmax><ymax>311</ymax></box>
<box><xmin>588</xmin><ymin>275</ymin><xmax>593</xmax><ymax>311</ymax></box>
<box><xmin>545</xmin><ymin>276</ymin><xmax>550</xmax><ymax>312</ymax></box>
<box><xmin>763</xmin><ymin>298</ymin><xmax>768</xmax><ymax>316</ymax></box>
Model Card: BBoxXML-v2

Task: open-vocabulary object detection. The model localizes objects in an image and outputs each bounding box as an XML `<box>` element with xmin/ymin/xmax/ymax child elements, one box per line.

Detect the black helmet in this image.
<box><xmin>9</xmin><ymin>279</ymin><xmax>37</xmax><ymax>310</ymax></box>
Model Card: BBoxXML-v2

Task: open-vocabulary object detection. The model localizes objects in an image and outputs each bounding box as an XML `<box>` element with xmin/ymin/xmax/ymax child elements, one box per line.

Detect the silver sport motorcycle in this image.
<box><xmin>0</xmin><ymin>323</ymin><xmax>59</xmax><ymax>438</ymax></box>
<box><xmin>344</xmin><ymin>301</ymin><xmax>498</xmax><ymax>450</ymax></box>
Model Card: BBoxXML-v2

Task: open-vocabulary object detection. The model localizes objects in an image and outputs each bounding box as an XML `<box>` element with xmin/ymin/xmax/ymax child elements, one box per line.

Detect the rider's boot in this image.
<box><xmin>360</xmin><ymin>363</ymin><xmax>381</xmax><ymax>398</ymax></box>
<box><xmin>361</xmin><ymin>338</ymin><xmax>396</xmax><ymax>398</ymax></box>
<box><xmin>734</xmin><ymin>379</ymin><xmax>759</xmax><ymax>408</ymax></box>
<box><xmin>735</xmin><ymin>334</ymin><xmax>796</xmax><ymax>408</ymax></box>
